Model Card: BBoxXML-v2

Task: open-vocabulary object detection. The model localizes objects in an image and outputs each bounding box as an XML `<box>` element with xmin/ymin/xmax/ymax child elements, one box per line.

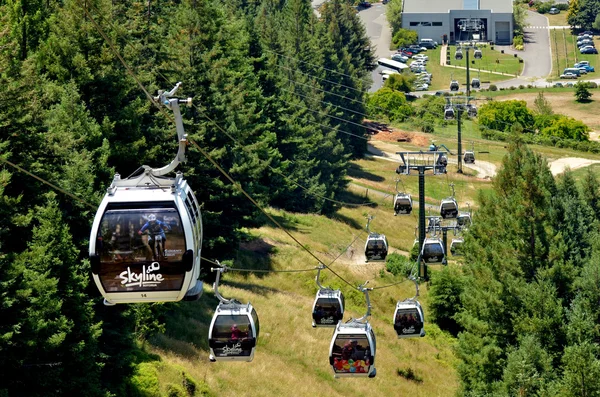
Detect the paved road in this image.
<box><xmin>356</xmin><ymin>3</ymin><xmax>392</xmax><ymax>92</ymax></box>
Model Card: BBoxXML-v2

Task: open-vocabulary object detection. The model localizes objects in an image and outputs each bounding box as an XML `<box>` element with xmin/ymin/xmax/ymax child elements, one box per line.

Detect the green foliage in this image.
<box><xmin>385</xmin><ymin>252</ymin><xmax>415</xmax><ymax>277</ymax></box>
<box><xmin>130</xmin><ymin>363</ymin><xmax>161</xmax><ymax>397</ymax></box>
<box><xmin>568</xmin><ymin>0</ymin><xmax>600</xmax><ymax>29</ymax></box>
<box><xmin>386</xmin><ymin>0</ymin><xmax>404</xmax><ymax>37</ymax></box>
<box><xmin>489</xmin><ymin>84</ymin><xmax>498</xmax><ymax>91</ymax></box>
<box><xmin>366</xmin><ymin>88</ymin><xmax>413</xmax><ymax>122</ymax></box>
<box><xmin>391</xmin><ymin>28</ymin><xmax>418</xmax><ymax>49</ymax></box>
<box><xmin>478</xmin><ymin>100</ymin><xmax>535</xmax><ymax>132</ymax></box>
<box><xmin>513</xmin><ymin>4</ymin><xmax>527</xmax><ymax>35</ymax></box>
<box><xmin>384</xmin><ymin>73</ymin><xmax>415</xmax><ymax>93</ymax></box>
<box><xmin>541</xmin><ymin>115</ymin><xmax>590</xmax><ymax>141</ymax></box>
<box><xmin>502</xmin><ymin>335</ymin><xmax>555</xmax><ymax>396</ymax></box>
<box><xmin>536</xmin><ymin>2</ymin><xmax>554</xmax><ymax>13</ymax></box>
<box><xmin>428</xmin><ymin>266</ymin><xmax>464</xmax><ymax>336</ymax></box>
<box><xmin>513</xmin><ymin>34</ymin><xmax>524</xmax><ymax>50</ymax></box>
<box><xmin>575</xmin><ymin>82</ymin><xmax>593</xmax><ymax>102</ymax></box>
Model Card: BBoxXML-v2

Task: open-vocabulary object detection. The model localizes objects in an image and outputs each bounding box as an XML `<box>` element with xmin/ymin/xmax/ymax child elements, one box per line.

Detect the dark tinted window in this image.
<box><xmin>96</xmin><ymin>205</ymin><xmax>187</xmax><ymax>292</ymax></box>
<box><xmin>211</xmin><ymin>314</ymin><xmax>254</xmax><ymax>358</ymax></box>
<box><xmin>424</xmin><ymin>242</ymin><xmax>443</xmax><ymax>256</ymax></box>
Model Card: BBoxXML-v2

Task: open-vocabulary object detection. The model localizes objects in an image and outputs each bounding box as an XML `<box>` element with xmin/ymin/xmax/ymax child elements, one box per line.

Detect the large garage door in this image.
<box><xmin>495</xmin><ymin>21</ymin><xmax>510</xmax><ymax>44</ymax></box>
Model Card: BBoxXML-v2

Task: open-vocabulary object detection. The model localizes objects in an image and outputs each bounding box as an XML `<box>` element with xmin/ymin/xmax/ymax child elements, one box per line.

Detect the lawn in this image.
<box><xmin>550</xmin><ymin>28</ymin><xmax>600</xmax><ymax>79</ymax></box>
<box><xmin>544</xmin><ymin>10</ymin><xmax>568</xmax><ymax>26</ymax></box>
<box><xmin>447</xmin><ymin>45</ymin><xmax>524</xmax><ymax>76</ymax></box>
<box><xmin>416</xmin><ymin>46</ymin><xmax>524</xmax><ymax>90</ymax></box>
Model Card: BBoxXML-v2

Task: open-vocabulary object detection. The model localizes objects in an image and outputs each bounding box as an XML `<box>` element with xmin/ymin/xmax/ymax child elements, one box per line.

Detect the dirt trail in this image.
<box><xmin>366</xmin><ymin>141</ymin><xmax>498</xmax><ymax>179</ymax></box>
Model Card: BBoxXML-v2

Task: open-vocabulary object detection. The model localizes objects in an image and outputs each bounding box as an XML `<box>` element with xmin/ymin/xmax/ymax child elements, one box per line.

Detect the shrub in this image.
<box><xmin>397</xmin><ymin>367</ymin><xmax>424</xmax><ymax>383</ymax></box>
<box><xmin>130</xmin><ymin>363</ymin><xmax>161</xmax><ymax>397</ymax></box>
<box><xmin>527</xmin><ymin>84</ymin><xmax>533</xmax><ymax>88</ymax></box>
<box><xmin>536</xmin><ymin>2</ymin><xmax>553</xmax><ymax>13</ymax></box>
<box><xmin>556</xmin><ymin>2</ymin><xmax>568</xmax><ymax>9</ymax></box>
<box><xmin>519</xmin><ymin>85</ymin><xmax>525</xmax><ymax>89</ymax></box>
<box><xmin>386</xmin><ymin>253</ymin><xmax>415</xmax><ymax>277</ymax></box>
<box><xmin>588</xmin><ymin>82</ymin><xmax>598</xmax><ymax>88</ymax></box>
<box><xmin>513</xmin><ymin>35</ymin><xmax>524</xmax><ymax>47</ymax></box>
<box><xmin>510</xmin><ymin>86</ymin><xmax>517</xmax><ymax>90</ymax></box>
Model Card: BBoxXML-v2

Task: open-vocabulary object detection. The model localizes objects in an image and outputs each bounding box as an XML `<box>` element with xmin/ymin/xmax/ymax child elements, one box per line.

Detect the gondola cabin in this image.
<box><xmin>329</xmin><ymin>321</ymin><xmax>377</xmax><ymax>378</ymax></box>
<box><xmin>393</xmin><ymin>300</ymin><xmax>425</xmax><ymax>338</ymax></box>
<box><xmin>208</xmin><ymin>302</ymin><xmax>259</xmax><ymax>362</ymax></box>
<box><xmin>467</xmin><ymin>105</ymin><xmax>478</xmax><ymax>118</ymax></box>
<box><xmin>365</xmin><ymin>233</ymin><xmax>388</xmax><ymax>262</ymax></box>
<box><xmin>444</xmin><ymin>106</ymin><xmax>455</xmax><ymax>120</ymax></box>
<box><xmin>450</xmin><ymin>238</ymin><xmax>464</xmax><ymax>256</ymax></box>
<box><xmin>464</xmin><ymin>151</ymin><xmax>475</xmax><ymax>164</ymax></box>
<box><xmin>440</xmin><ymin>197</ymin><xmax>458</xmax><ymax>219</ymax></box>
<box><xmin>455</xmin><ymin>49</ymin><xmax>463</xmax><ymax>60</ymax></box>
<box><xmin>89</xmin><ymin>172</ymin><xmax>203</xmax><ymax>305</ymax></box>
<box><xmin>312</xmin><ymin>289</ymin><xmax>345</xmax><ymax>327</ymax></box>
<box><xmin>394</xmin><ymin>193</ymin><xmax>413</xmax><ymax>215</ymax></box>
<box><xmin>421</xmin><ymin>237</ymin><xmax>445</xmax><ymax>264</ymax></box>
<box><xmin>457</xmin><ymin>212</ymin><xmax>472</xmax><ymax>227</ymax></box>
<box><xmin>450</xmin><ymin>80</ymin><xmax>459</xmax><ymax>91</ymax></box>
<box><xmin>474</xmin><ymin>49</ymin><xmax>482</xmax><ymax>59</ymax></box>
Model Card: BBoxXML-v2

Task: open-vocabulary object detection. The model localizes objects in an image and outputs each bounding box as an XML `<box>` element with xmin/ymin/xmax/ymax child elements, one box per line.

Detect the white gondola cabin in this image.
<box><xmin>455</xmin><ymin>48</ymin><xmax>463</xmax><ymax>60</ymax></box>
<box><xmin>450</xmin><ymin>80</ymin><xmax>459</xmax><ymax>91</ymax></box>
<box><xmin>457</xmin><ymin>212</ymin><xmax>472</xmax><ymax>227</ymax></box>
<box><xmin>421</xmin><ymin>237</ymin><xmax>445</xmax><ymax>264</ymax></box>
<box><xmin>440</xmin><ymin>197</ymin><xmax>459</xmax><ymax>219</ymax></box>
<box><xmin>464</xmin><ymin>151</ymin><xmax>475</xmax><ymax>164</ymax></box>
<box><xmin>474</xmin><ymin>49</ymin><xmax>482</xmax><ymax>59</ymax></box>
<box><xmin>444</xmin><ymin>105</ymin><xmax>455</xmax><ymax>120</ymax></box>
<box><xmin>208</xmin><ymin>302</ymin><xmax>259</xmax><ymax>362</ymax></box>
<box><xmin>450</xmin><ymin>237</ymin><xmax>464</xmax><ymax>256</ymax></box>
<box><xmin>89</xmin><ymin>84</ymin><xmax>202</xmax><ymax>306</ymax></box>
<box><xmin>393</xmin><ymin>300</ymin><xmax>425</xmax><ymax>338</ymax></box>
<box><xmin>365</xmin><ymin>233</ymin><xmax>388</xmax><ymax>262</ymax></box>
<box><xmin>208</xmin><ymin>266</ymin><xmax>259</xmax><ymax>362</ymax></box>
<box><xmin>329</xmin><ymin>285</ymin><xmax>376</xmax><ymax>378</ymax></box>
<box><xmin>471</xmin><ymin>78</ymin><xmax>481</xmax><ymax>88</ymax></box>
<box><xmin>313</xmin><ymin>290</ymin><xmax>345</xmax><ymax>327</ymax></box>
<box><xmin>394</xmin><ymin>193</ymin><xmax>413</xmax><ymax>215</ymax></box>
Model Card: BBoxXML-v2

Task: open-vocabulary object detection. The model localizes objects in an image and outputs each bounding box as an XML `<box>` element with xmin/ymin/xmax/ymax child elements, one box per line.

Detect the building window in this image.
<box><xmin>410</xmin><ymin>22</ymin><xmax>419</xmax><ymax>26</ymax></box>
<box><xmin>433</xmin><ymin>22</ymin><xmax>442</xmax><ymax>26</ymax></box>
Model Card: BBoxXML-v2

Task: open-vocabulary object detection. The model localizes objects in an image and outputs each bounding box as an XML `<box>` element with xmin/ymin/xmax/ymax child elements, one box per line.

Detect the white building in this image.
<box><xmin>401</xmin><ymin>0</ymin><xmax>514</xmax><ymax>44</ymax></box>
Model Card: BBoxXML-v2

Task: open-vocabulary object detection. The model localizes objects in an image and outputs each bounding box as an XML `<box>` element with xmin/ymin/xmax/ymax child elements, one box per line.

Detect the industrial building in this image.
<box><xmin>401</xmin><ymin>0</ymin><xmax>514</xmax><ymax>44</ymax></box>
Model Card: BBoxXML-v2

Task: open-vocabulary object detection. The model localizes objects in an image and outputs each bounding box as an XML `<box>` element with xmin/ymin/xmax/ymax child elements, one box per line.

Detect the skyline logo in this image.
<box><xmin>119</xmin><ymin>262</ymin><xmax>164</xmax><ymax>288</ymax></box>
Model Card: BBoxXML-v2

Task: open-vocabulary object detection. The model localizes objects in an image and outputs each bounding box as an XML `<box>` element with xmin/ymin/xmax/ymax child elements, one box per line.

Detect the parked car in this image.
<box><xmin>575</xmin><ymin>61</ymin><xmax>590</xmax><ymax>66</ymax></box>
<box><xmin>408</xmin><ymin>45</ymin><xmax>423</xmax><ymax>53</ymax></box>
<box><xmin>577</xmin><ymin>40</ymin><xmax>594</xmax><ymax>48</ymax></box>
<box><xmin>577</xmin><ymin>68</ymin><xmax>588</xmax><ymax>74</ymax></box>
<box><xmin>566</xmin><ymin>82</ymin><xmax>575</xmax><ymax>87</ymax></box>
<box><xmin>579</xmin><ymin>31</ymin><xmax>594</xmax><ymax>37</ymax></box>
<box><xmin>391</xmin><ymin>54</ymin><xmax>408</xmax><ymax>63</ymax></box>
<box><xmin>414</xmin><ymin>84</ymin><xmax>429</xmax><ymax>91</ymax></box>
<box><xmin>553</xmin><ymin>82</ymin><xmax>564</xmax><ymax>87</ymax></box>
<box><xmin>399</xmin><ymin>51</ymin><xmax>413</xmax><ymax>58</ymax></box>
<box><xmin>576</xmin><ymin>64</ymin><xmax>595</xmax><ymax>72</ymax></box>
<box><xmin>548</xmin><ymin>7</ymin><xmax>559</xmax><ymax>14</ymax></box>
<box><xmin>580</xmin><ymin>46</ymin><xmax>598</xmax><ymax>54</ymax></box>
<box><xmin>413</xmin><ymin>54</ymin><xmax>429</xmax><ymax>61</ymax></box>
<box><xmin>560</xmin><ymin>72</ymin><xmax>578</xmax><ymax>79</ymax></box>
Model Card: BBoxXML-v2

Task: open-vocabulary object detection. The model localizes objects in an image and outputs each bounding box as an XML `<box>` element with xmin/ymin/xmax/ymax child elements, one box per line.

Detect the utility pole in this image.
<box><xmin>457</xmin><ymin>105</ymin><xmax>463</xmax><ymax>174</ymax></box>
<box><xmin>396</xmin><ymin>151</ymin><xmax>447</xmax><ymax>280</ymax></box>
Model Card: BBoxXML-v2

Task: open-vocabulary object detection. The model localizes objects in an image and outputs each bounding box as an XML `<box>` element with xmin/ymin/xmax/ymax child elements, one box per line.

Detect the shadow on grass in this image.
<box><xmin>348</xmin><ymin>163</ymin><xmax>386</xmax><ymax>182</ymax></box>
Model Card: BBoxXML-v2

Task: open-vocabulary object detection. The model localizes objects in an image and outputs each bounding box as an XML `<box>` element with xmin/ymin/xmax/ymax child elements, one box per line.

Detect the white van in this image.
<box><xmin>563</xmin><ymin>67</ymin><xmax>581</xmax><ymax>76</ymax></box>
<box><xmin>419</xmin><ymin>38</ymin><xmax>437</xmax><ymax>49</ymax></box>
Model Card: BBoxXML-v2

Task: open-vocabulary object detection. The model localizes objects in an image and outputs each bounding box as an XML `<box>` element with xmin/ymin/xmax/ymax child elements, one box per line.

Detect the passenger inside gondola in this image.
<box><xmin>331</xmin><ymin>336</ymin><xmax>372</xmax><ymax>373</ymax></box>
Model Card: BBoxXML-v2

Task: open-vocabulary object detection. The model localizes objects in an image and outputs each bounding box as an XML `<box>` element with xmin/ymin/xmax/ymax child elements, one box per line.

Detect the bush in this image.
<box><xmin>510</xmin><ymin>86</ymin><xmax>517</xmax><ymax>90</ymax></box>
<box><xmin>489</xmin><ymin>84</ymin><xmax>497</xmax><ymax>91</ymax></box>
<box><xmin>386</xmin><ymin>253</ymin><xmax>415</xmax><ymax>277</ymax></box>
<box><xmin>536</xmin><ymin>2</ymin><xmax>553</xmax><ymax>13</ymax></box>
<box><xmin>519</xmin><ymin>85</ymin><xmax>525</xmax><ymax>89</ymax></box>
<box><xmin>130</xmin><ymin>363</ymin><xmax>161</xmax><ymax>397</ymax></box>
<box><xmin>588</xmin><ymin>82</ymin><xmax>598</xmax><ymax>88</ymax></box>
<box><xmin>397</xmin><ymin>367</ymin><xmax>424</xmax><ymax>383</ymax></box>
<box><xmin>513</xmin><ymin>35</ymin><xmax>524</xmax><ymax>47</ymax></box>
<box><xmin>556</xmin><ymin>2</ymin><xmax>568</xmax><ymax>9</ymax></box>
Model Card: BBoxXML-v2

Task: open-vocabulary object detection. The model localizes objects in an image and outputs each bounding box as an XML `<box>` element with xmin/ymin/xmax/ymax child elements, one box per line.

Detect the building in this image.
<box><xmin>401</xmin><ymin>0</ymin><xmax>514</xmax><ymax>44</ymax></box>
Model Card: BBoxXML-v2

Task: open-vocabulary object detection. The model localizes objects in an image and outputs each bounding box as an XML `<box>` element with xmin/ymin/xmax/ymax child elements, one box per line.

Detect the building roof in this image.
<box><xmin>403</xmin><ymin>0</ymin><xmax>512</xmax><ymax>13</ymax></box>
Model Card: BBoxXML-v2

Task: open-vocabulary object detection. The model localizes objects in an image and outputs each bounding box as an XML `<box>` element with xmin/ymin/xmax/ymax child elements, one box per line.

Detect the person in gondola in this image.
<box><xmin>341</xmin><ymin>341</ymin><xmax>355</xmax><ymax>360</ymax></box>
<box><xmin>314</xmin><ymin>305</ymin><xmax>325</xmax><ymax>322</ymax></box>
<box><xmin>230</xmin><ymin>324</ymin><xmax>244</xmax><ymax>341</ymax></box>
<box><xmin>138</xmin><ymin>214</ymin><xmax>171</xmax><ymax>260</ymax></box>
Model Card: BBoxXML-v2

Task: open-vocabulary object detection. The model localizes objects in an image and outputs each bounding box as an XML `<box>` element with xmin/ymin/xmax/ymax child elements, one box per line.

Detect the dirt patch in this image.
<box><xmin>494</xmin><ymin>92</ymin><xmax>600</xmax><ymax>140</ymax></box>
<box><xmin>364</xmin><ymin>120</ymin><xmax>429</xmax><ymax>147</ymax></box>
<box><xmin>549</xmin><ymin>157</ymin><xmax>600</xmax><ymax>175</ymax></box>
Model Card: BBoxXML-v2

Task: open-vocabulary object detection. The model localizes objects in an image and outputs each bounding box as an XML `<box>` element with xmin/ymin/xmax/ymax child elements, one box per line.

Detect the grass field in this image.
<box><xmin>544</xmin><ymin>11</ymin><xmax>568</xmax><ymax>26</ymax></box>
<box><xmin>550</xmin><ymin>28</ymin><xmax>600</xmax><ymax>79</ymax></box>
<box><xmin>414</xmin><ymin>46</ymin><xmax>522</xmax><ymax>90</ymax></box>
<box><xmin>447</xmin><ymin>45</ymin><xmax>523</xmax><ymax>76</ymax></box>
